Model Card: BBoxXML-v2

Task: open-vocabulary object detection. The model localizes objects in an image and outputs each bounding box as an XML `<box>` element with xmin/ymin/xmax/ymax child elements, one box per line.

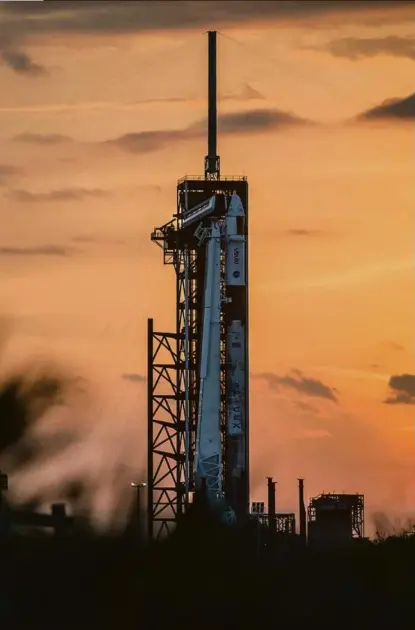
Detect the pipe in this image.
<box><xmin>298</xmin><ymin>478</ymin><xmax>306</xmax><ymax>543</ymax></box>
<box><xmin>267</xmin><ymin>477</ymin><xmax>276</xmax><ymax>534</ymax></box>
<box><xmin>205</xmin><ymin>31</ymin><xmax>220</xmax><ymax>179</ymax></box>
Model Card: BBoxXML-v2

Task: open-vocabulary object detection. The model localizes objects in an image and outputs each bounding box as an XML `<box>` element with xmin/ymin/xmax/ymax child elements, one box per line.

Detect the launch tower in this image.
<box><xmin>147</xmin><ymin>31</ymin><xmax>249</xmax><ymax>538</ymax></box>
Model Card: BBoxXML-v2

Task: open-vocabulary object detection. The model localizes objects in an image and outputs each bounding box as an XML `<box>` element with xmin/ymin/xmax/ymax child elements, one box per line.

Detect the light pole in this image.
<box><xmin>130</xmin><ymin>482</ymin><xmax>147</xmax><ymax>542</ymax></box>
<box><xmin>0</xmin><ymin>471</ymin><xmax>8</xmax><ymax>537</ymax></box>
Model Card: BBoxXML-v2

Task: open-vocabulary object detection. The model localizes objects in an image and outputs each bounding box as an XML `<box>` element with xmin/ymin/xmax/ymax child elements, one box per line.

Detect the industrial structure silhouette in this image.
<box><xmin>146</xmin><ymin>30</ymin><xmax>365</xmax><ymax>547</ymax></box>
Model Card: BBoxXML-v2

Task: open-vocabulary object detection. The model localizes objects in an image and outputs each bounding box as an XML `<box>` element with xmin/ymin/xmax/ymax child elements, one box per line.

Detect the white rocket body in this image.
<box><xmin>224</xmin><ymin>194</ymin><xmax>247</xmax><ymax>476</ymax></box>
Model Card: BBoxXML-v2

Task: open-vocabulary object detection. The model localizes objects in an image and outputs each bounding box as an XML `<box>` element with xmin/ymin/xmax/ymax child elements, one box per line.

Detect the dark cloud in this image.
<box><xmin>0</xmin><ymin>245</ymin><xmax>75</xmax><ymax>258</ymax></box>
<box><xmin>384</xmin><ymin>373</ymin><xmax>415</xmax><ymax>405</ymax></box>
<box><xmin>322</xmin><ymin>36</ymin><xmax>415</xmax><ymax>62</ymax></box>
<box><xmin>9</xmin><ymin>188</ymin><xmax>110</xmax><ymax>203</ymax></box>
<box><xmin>0</xmin><ymin>1</ymin><xmax>411</xmax><ymax>40</ymax></box>
<box><xmin>105</xmin><ymin>129</ymin><xmax>187</xmax><ymax>154</ymax></box>
<box><xmin>11</xmin><ymin>109</ymin><xmax>309</xmax><ymax>156</ymax></box>
<box><xmin>384</xmin><ymin>392</ymin><xmax>415</xmax><ymax>406</ymax></box>
<box><xmin>254</xmin><ymin>369</ymin><xmax>338</xmax><ymax>403</ymax></box>
<box><xmin>121</xmin><ymin>373</ymin><xmax>146</xmax><ymax>383</ymax></box>
<box><xmin>357</xmin><ymin>92</ymin><xmax>415</xmax><ymax>121</ymax></box>
<box><xmin>218</xmin><ymin>108</ymin><xmax>310</xmax><ymax>134</ymax></box>
<box><xmin>12</xmin><ymin>133</ymin><xmax>73</xmax><ymax>145</ymax></box>
<box><xmin>1</xmin><ymin>49</ymin><xmax>47</xmax><ymax>77</ymax></box>
<box><xmin>0</xmin><ymin>1</ymin><xmax>410</xmax><ymax>80</ymax></box>
<box><xmin>106</xmin><ymin>108</ymin><xmax>310</xmax><ymax>154</ymax></box>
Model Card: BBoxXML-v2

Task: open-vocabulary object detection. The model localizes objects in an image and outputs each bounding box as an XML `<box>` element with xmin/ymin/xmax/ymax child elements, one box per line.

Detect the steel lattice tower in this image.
<box><xmin>147</xmin><ymin>31</ymin><xmax>249</xmax><ymax>539</ymax></box>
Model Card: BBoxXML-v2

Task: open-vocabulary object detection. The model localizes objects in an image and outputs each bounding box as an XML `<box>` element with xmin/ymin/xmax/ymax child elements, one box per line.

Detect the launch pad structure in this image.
<box><xmin>147</xmin><ymin>31</ymin><xmax>250</xmax><ymax>538</ymax></box>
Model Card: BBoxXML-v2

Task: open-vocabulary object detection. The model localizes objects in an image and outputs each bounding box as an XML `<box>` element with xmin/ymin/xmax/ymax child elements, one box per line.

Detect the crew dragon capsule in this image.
<box><xmin>225</xmin><ymin>193</ymin><xmax>245</xmax><ymax>287</ymax></box>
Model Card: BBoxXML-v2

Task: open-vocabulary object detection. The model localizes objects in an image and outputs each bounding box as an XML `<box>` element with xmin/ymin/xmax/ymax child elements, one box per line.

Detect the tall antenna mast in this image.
<box><xmin>204</xmin><ymin>30</ymin><xmax>220</xmax><ymax>180</ymax></box>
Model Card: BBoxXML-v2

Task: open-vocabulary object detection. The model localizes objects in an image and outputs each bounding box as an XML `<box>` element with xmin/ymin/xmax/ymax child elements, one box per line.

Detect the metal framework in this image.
<box><xmin>250</xmin><ymin>505</ymin><xmax>296</xmax><ymax>535</ymax></box>
<box><xmin>307</xmin><ymin>493</ymin><xmax>365</xmax><ymax>539</ymax></box>
<box><xmin>147</xmin><ymin>320</ymin><xmax>185</xmax><ymax>539</ymax></box>
<box><xmin>147</xmin><ymin>177</ymin><xmax>249</xmax><ymax>539</ymax></box>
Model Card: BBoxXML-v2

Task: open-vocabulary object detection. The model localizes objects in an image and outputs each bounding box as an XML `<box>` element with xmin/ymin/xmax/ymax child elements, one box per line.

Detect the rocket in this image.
<box><xmin>224</xmin><ymin>193</ymin><xmax>246</xmax><ymax>474</ymax></box>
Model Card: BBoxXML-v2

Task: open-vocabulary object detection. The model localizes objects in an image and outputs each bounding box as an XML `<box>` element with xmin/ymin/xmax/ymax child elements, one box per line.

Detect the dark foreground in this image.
<box><xmin>1</xmin><ymin>515</ymin><xmax>414</xmax><ymax>630</ymax></box>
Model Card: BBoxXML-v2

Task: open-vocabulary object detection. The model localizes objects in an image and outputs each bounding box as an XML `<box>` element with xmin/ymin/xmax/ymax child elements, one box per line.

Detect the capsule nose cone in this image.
<box><xmin>228</xmin><ymin>193</ymin><xmax>244</xmax><ymax>217</ymax></box>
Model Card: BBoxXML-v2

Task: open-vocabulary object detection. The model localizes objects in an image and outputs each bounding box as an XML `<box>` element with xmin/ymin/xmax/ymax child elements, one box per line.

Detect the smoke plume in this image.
<box><xmin>0</xmin><ymin>329</ymin><xmax>145</xmax><ymax>531</ymax></box>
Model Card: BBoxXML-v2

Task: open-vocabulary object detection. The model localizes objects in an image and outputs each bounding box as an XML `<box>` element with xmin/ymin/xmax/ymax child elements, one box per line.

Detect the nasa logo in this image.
<box><xmin>233</xmin><ymin>248</ymin><xmax>239</xmax><ymax>265</ymax></box>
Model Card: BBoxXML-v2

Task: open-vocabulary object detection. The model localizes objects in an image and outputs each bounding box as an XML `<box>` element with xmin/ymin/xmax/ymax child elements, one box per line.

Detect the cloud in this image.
<box><xmin>106</xmin><ymin>108</ymin><xmax>310</xmax><ymax>154</ymax></box>
<box><xmin>295</xmin><ymin>428</ymin><xmax>332</xmax><ymax>439</ymax></box>
<box><xmin>322</xmin><ymin>36</ymin><xmax>415</xmax><ymax>61</ymax></box>
<box><xmin>12</xmin><ymin>133</ymin><xmax>73</xmax><ymax>145</ymax></box>
<box><xmin>0</xmin><ymin>1</ymin><xmax>411</xmax><ymax>42</ymax></box>
<box><xmin>388</xmin><ymin>342</ymin><xmax>404</xmax><ymax>351</ymax></box>
<box><xmin>284</xmin><ymin>228</ymin><xmax>322</xmax><ymax>237</ymax></box>
<box><xmin>1</xmin><ymin>1</ymin><xmax>409</xmax><ymax>84</ymax></box>
<box><xmin>9</xmin><ymin>188</ymin><xmax>110</xmax><ymax>203</ymax></box>
<box><xmin>1</xmin><ymin>49</ymin><xmax>47</xmax><ymax>77</ymax></box>
<box><xmin>222</xmin><ymin>83</ymin><xmax>265</xmax><ymax>102</ymax></box>
<box><xmin>357</xmin><ymin>92</ymin><xmax>415</xmax><ymax>121</ymax></box>
<box><xmin>9</xmin><ymin>108</ymin><xmax>309</xmax><ymax>156</ymax></box>
<box><xmin>254</xmin><ymin>369</ymin><xmax>338</xmax><ymax>403</ymax></box>
<box><xmin>0</xmin><ymin>164</ymin><xmax>22</xmax><ymax>186</ymax></box>
<box><xmin>295</xmin><ymin>400</ymin><xmax>319</xmax><ymax>414</ymax></box>
<box><xmin>121</xmin><ymin>373</ymin><xmax>146</xmax><ymax>383</ymax></box>
<box><xmin>217</xmin><ymin>108</ymin><xmax>310</xmax><ymax>134</ymax></box>
<box><xmin>0</xmin><ymin>246</ymin><xmax>75</xmax><ymax>258</ymax></box>
<box><xmin>384</xmin><ymin>373</ymin><xmax>415</xmax><ymax>405</ymax></box>
<box><xmin>71</xmin><ymin>235</ymin><xmax>125</xmax><ymax>246</ymax></box>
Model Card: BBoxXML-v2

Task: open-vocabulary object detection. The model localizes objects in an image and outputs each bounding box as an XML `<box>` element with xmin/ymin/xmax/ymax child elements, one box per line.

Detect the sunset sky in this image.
<box><xmin>0</xmin><ymin>0</ymin><xmax>414</xmax><ymax>532</ymax></box>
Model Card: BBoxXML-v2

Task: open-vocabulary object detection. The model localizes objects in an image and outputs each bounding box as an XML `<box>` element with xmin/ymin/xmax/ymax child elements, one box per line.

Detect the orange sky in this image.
<box><xmin>0</xmin><ymin>1</ymin><xmax>413</xmax><ymax>533</ymax></box>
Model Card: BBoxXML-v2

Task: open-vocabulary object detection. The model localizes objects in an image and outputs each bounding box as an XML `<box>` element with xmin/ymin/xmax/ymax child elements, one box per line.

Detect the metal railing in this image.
<box><xmin>177</xmin><ymin>175</ymin><xmax>247</xmax><ymax>184</ymax></box>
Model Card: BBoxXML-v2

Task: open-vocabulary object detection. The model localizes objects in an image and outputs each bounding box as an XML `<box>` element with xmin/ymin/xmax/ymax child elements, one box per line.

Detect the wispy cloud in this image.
<box><xmin>106</xmin><ymin>108</ymin><xmax>311</xmax><ymax>154</ymax></box>
<box><xmin>9</xmin><ymin>188</ymin><xmax>110</xmax><ymax>203</ymax></box>
<box><xmin>254</xmin><ymin>369</ymin><xmax>338</xmax><ymax>403</ymax></box>
<box><xmin>7</xmin><ymin>107</ymin><xmax>309</xmax><ymax>155</ymax></box>
<box><xmin>0</xmin><ymin>164</ymin><xmax>22</xmax><ymax>185</ymax></box>
<box><xmin>222</xmin><ymin>83</ymin><xmax>265</xmax><ymax>102</ymax></box>
<box><xmin>321</xmin><ymin>35</ymin><xmax>415</xmax><ymax>62</ymax></box>
<box><xmin>0</xmin><ymin>245</ymin><xmax>75</xmax><ymax>258</ymax></box>
<box><xmin>295</xmin><ymin>428</ymin><xmax>332</xmax><ymax>439</ymax></box>
<box><xmin>71</xmin><ymin>235</ymin><xmax>125</xmax><ymax>246</ymax></box>
<box><xmin>121</xmin><ymin>373</ymin><xmax>146</xmax><ymax>383</ymax></box>
<box><xmin>284</xmin><ymin>228</ymin><xmax>323</xmax><ymax>237</ymax></box>
<box><xmin>0</xmin><ymin>87</ymin><xmax>262</xmax><ymax>116</ymax></box>
<box><xmin>384</xmin><ymin>374</ymin><xmax>415</xmax><ymax>405</ymax></box>
<box><xmin>12</xmin><ymin>133</ymin><xmax>73</xmax><ymax>145</ymax></box>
